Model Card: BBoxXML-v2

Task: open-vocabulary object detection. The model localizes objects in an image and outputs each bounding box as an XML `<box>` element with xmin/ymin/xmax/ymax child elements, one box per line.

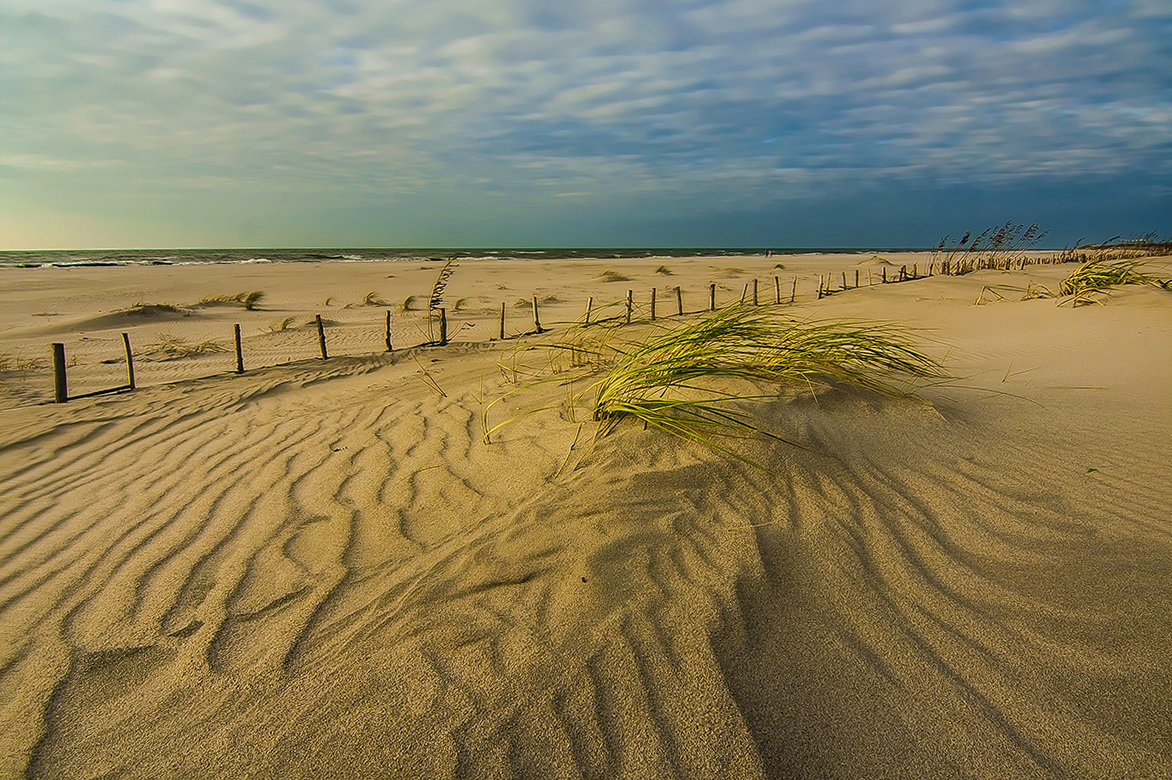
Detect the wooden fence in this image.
<box><xmin>41</xmin><ymin>253</ymin><xmax>1072</xmax><ymax>403</ymax></box>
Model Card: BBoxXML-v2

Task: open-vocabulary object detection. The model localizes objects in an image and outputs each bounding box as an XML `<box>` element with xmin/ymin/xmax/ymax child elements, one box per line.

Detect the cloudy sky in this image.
<box><xmin>2</xmin><ymin>0</ymin><xmax>1169</xmax><ymax>249</ymax></box>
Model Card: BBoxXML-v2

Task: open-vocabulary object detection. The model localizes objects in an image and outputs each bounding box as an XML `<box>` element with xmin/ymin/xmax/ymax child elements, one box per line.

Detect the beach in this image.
<box><xmin>1</xmin><ymin>251</ymin><xmax>1170</xmax><ymax>777</ymax></box>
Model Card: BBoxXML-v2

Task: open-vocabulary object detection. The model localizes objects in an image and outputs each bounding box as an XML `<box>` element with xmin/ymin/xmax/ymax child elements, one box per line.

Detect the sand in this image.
<box><xmin>1</xmin><ymin>252</ymin><xmax>1170</xmax><ymax>777</ymax></box>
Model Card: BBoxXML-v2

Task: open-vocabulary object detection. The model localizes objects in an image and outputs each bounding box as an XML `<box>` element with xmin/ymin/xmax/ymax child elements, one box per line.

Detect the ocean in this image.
<box><xmin>0</xmin><ymin>247</ymin><xmax>916</xmax><ymax>269</ymax></box>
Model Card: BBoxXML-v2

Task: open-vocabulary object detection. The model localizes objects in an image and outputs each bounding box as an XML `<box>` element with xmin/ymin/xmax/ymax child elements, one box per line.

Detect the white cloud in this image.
<box><xmin>0</xmin><ymin>0</ymin><xmax>1168</xmax><ymax>235</ymax></box>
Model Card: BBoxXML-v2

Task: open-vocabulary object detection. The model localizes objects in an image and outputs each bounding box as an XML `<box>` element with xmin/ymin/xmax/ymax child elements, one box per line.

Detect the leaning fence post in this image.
<box><xmin>500</xmin><ymin>302</ymin><xmax>507</xmax><ymax>339</ymax></box>
<box><xmin>51</xmin><ymin>343</ymin><xmax>67</xmax><ymax>403</ymax></box>
<box><xmin>626</xmin><ymin>290</ymin><xmax>633</xmax><ymax>323</ymax></box>
<box><xmin>316</xmin><ymin>314</ymin><xmax>328</xmax><ymax>359</ymax></box>
<box><xmin>532</xmin><ymin>297</ymin><xmax>542</xmax><ymax>333</ymax></box>
<box><xmin>384</xmin><ymin>310</ymin><xmax>393</xmax><ymax>351</ymax></box>
<box><xmin>675</xmin><ymin>286</ymin><xmax>683</xmax><ymax>315</ymax></box>
<box><xmin>650</xmin><ymin>288</ymin><xmax>656</xmax><ymax>321</ymax></box>
<box><xmin>122</xmin><ymin>332</ymin><xmax>136</xmax><ymax>389</ymax></box>
<box><xmin>709</xmin><ymin>283</ymin><xmax>716</xmax><ymax>311</ymax></box>
<box><xmin>439</xmin><ymin>308</ymin><xmax>448</xmax><ymax>344</ymax></box>
<box><xmin>791</xmin><ymin>278</ymin><xmax>796</xmax><ymax>303</ymax></box>
<box><xmin>233</xmin><ymin>324</ymin><xmax>244</xmax><ymax>373</ymax></box>
<box><xmin>584</xmin><ymin>297</ymin><xmax>593</xmax><ymax>326</ymax></box>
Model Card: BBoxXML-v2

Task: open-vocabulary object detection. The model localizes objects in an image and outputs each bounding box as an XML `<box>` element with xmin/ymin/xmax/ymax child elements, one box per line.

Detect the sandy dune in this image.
<box><xmin>1</xmin><ymin>255</ymin><xmax>1170</xmax><ymax>777</ymax></box>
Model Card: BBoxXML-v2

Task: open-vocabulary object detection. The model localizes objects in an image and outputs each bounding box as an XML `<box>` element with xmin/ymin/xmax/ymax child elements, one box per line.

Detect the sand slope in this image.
<box><xmin>1</xmin><ymin>258</ymin><xmax>1170</xmax><ymax>777</ymax></box>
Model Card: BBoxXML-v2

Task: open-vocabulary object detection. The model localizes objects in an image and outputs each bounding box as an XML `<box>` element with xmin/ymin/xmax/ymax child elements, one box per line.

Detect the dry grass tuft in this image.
<box><xmin>363</xmin><ymin>291</ymin><xmax>390</xmax><ymax>306</ymax></box>
<box><xmin>655</xmin><ymin>265</ymin><xmax>673</xmax><ymax>275</ymax></box>
<box><xmin>599</xmin><ymin>270</ymin><xmax>631</xmax><ymax>282</ymax></box>
<box><xmin>142</xmin><ymin>334</ymin><xmax>229</xmax><ymax>360</ymax></box>
<box><xmin>0</xmin><ymin>352</ymin><xmax>46</xmax><ymax>373</ymax></box>
<box><xmin>198</xmin><ymin>291</ymin><xmax>265</xmax><ymax>310</ymax></box>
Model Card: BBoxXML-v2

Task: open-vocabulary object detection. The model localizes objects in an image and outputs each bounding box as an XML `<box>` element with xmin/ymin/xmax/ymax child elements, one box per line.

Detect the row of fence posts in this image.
<box><xmin>46</xmin><ymin>266</ymin><xmax>942</xmax><ymax>402</ymax></box>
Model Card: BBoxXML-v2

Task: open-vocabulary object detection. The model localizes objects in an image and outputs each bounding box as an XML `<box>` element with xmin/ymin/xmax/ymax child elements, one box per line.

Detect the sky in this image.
<box><xmin>1</xmin><ymin>0</ymin><xmax>1169</xmax><ymax>249</ymax></box>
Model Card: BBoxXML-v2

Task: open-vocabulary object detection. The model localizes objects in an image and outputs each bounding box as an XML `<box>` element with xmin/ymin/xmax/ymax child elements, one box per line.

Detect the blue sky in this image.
<box><xmin>1</xmin><ymin>0</ymin><xmax>1169</xmax><ymax>249</ymax></box>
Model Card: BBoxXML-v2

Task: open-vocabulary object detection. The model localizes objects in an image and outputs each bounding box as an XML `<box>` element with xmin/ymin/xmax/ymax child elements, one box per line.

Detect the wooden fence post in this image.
<box><xmin>626</xmin><ymin>290</ymin><xmax>633</xmax><ymax>323</ymax></box>
<box><xmin>791</xmin><ymin>278</ymin><xmax>796</xmax><ymax>303</ymax></box>
<box><xmin>740</xmin><ymin>284</ymin><xmax>748</xmax><ymax>304</ymax></box>
<box><xmin>882</xmin><ymin>267</ymin><xmax>888</xmax><ymax>283</ymax></box>
<box><xmin>752</xmin><ymin>279</ymin><xmax>759</xmax><ymax>306</ymax></box>
<box><xmin>584</xmin><ymin>297</ymin><xmax>593</xmax><ymax>326</ymax></box>
<box><xmin>384</xmin><ymin>311</ymin><xmax>392</xmax><ymax>351</ymax></box>
<box><xmin>532</xmin><ymin>297</ymin><xmax>542</xmax><ymax>333</ymax></box>
<box><xmin>233</xmin><ymin>324</ymin><xmax>244</xmax><ymax>373</ymax></box>
<box><xmin>817</xmin><ymin>275</ymin><xmax>824</xmax><ymax>299</ymax></box>
<box><xmin>52</xmin><ymin>343</ymin><xmax>67</xmax><ymax>403</ymax></box>
<box><xmin>841</xmin><ymin>272</ymin><xmax>847</xmax><ymax>290</ymax></box>
<box><xmin>316</xmin><ymin>314</ymin><xmax>328</xmax><ymax>359</ymax></box>
<box><xmin>122</xmin><ymin>332</ymin><xmax>136</xmax><ymax>389</ymax></box>
<box><xmin>774</xmin><ymin>276</ymin><xmax>781</xmax><ymax>304</ymax></box>
<box><xmin>675</xmin><ymin>286</ymin><xmax>683</xmax><ymax>315</ymax></box>
<box><xmin>500</xmin><ymin>302</ymin><xmax>507</xmax><ymax>339</ymax></box>
<box><xmin>440</xmin><ymin>308</ymin><xmax>448</xmax><ymax>344</ymax></box>
<box><xmin>855</xmin><ymin>269</ymin><xmax>859</xmax><ymax>288</ymax></box>
<box><xmin>650</xmin><ymin>288</ymin><xmax>656</xmax><ymax>321</ymax></box>
<box><xmin>709</xmin><ymin>283</ymin><xmax>716</xmax><ymax>311</ymax></box>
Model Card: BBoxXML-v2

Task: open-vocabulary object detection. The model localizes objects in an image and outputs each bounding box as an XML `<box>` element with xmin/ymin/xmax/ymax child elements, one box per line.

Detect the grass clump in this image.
<box><xmin>198</xmin><ymin>291</ymin><xmax>265</xmax><ymax>310</ymax></box>
<box><xmin>655</xmin><ymin>265</ymin><xmax>673</xmax><ymax>275</ymax></box>
<box><xmin>267</xmin><ymin>316</ymin><xmax>296</xmax><ymax>332</ymax></box>
<box><xmin>599</xmin><ymin>270</ymin><xmax>630</xmax><ymax>282</ymax></box>
<box><xmin>1058</xmin><ymin>258</ymin><xmax>1169</xmax><ymax>298</ymax></box>
<box><xmin>363</xmin><ymin>291</ymin><xmax>390</xmax><ymax>306</ymax></box>
<box><xmin>592</xmin><ymin>307</ymin><xmax>940</xmax><ymax>440</ymax></box>
<box><xmin>0</xmin><ymin>352</ymin><xmax>45</xmax><ymax>373</ymax></box>
<box><xmin>142</xmin><ymin>334</ymin><xmax>229</xmax><ymax>360</ymax></box>
<box><xmin>487</xmin><ymin>306</ymin><xmax>943</xmax><ymax>465</ymax></box>
<box><xmin>402</xmin><ymin>295</ymin><xmax>418</xmax><ymax>311</ymax></box>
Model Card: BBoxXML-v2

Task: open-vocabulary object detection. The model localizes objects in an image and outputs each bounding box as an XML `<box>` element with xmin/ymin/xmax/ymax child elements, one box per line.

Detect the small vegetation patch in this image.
<box><xmin>197</xmin><ymin>291</ymin><xmax>265</xmax><ymax>310</ymax></box>
<box><xmin>655</xmin><ymin>265</ymin><xmax>673</xmax><ymax>275</ymax></box>
<box><xmin>142</xmin><ymin>334</ymin><xmax>228</xmax><ymax>360</ymax></box>
<box><xmin>598</xmin><ymin>270</ymin><xmax>631</xmax><ymax>282</ymax></box>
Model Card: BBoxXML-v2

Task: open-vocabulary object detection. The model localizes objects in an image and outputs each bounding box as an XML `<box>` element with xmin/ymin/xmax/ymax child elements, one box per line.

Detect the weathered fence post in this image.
<box><xmin>791</xmin><ymin>278</ymin><xmax>797</xmax><ymax>303</ymax></box>
<box><xmin>774</xmin><ymin>276</ymin><xmax>781</xmax><ymax>304</ymax></box>
<box><xmin>439</xmin><ymin>308</ymin><xmax>449</xmax><ymax>344</ymax></box>
<box><xmin>233</xmin><ymin>324</ymin><xmax>244</xmax><ymax>373</ymax></box>
<box><xmin>855</xmin><ymin>269</ymin><xmax>860</xmax><ymax>288</ymax></box>
<box><xmin>912</xmin><ymin>263</ymin><xmax>918</xmax><ymax>278</ymax></box>
<box><xmin>584</xmin><ymin>297</ymin><xmax>593</xmax><ymax>326</ymax></box>
<box><xmin>122</xmin><ymin>332</ymin><xmax>136</xmax><ymax>389</ymax></box>
<box><xmin>532</xmin><ymin>297</ymin><xmax>542</xmax><ymax>333</ymax></box>
<box><xmin>500</xmin><ymin>302</ymin><xmax>507</xmax><ymax>339</ymax></box>
<box><xmin>650</xmin><ymin>288</ymin><xmax>657</xmax><ymax>321</ymax></box>
<box><xmin>740</xmin><ymin>284</ymin><xmax>748</xmax><ymax>304</ymax></box>
<box><xmin>841</xmin><ymin>272</ymin><xmax>847</xmax><ymax>290</ymax></box>
<box><xmin>675</xmin><ymin>286</ymin><xmax>683</xmax><ymax>315</ymax></box>
<box><xmin>752</xmin><ymin>279</ymin><xmax>759</xmax><ymax>306</ymax></box>
<box><xmin>384</xmin><ymin>311</ymin><xmax>392</xmax><ymax>351</ymax></box>
<box><xmin>709</xmin><ymin>283</ymin><xmax>716</xmax><ymax>311</ymax></box>
<box><xmin>817</xmin><ymin>275</ymin><xmax>824</xmax><ymax>299</ymax></box>
<box><xmin>882</xmin><ymin>267</ymin><xmax>888</xmax><ymax>283</ymax></box>
<box><xmin>51</xmin><ymin>343</ymin><xmax>67</xmax><ymax>403</ymax></box>
<box><xmin>626</xmin><ymin>290</ymin><xmax>633</xmax><ymax>324</ymax></box>
<box><xmin>316</xmin><ymin>314</ymin><xmax>328</xmax><ymax>359</ymax></box>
